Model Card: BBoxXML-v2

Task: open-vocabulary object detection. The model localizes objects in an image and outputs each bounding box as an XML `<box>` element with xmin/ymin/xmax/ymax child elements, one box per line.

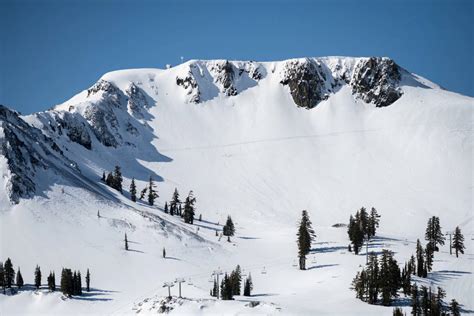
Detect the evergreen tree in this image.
<box><xmin>366</xmin><ymin>252</ymin><xmax>380</xmax><ymax>304</ymax></box>
<box><xmin>199</xmin><ymin>214</ymin><xmax>202</xmax><ymax>221</ymax></box>
<box><xmin>113</xmin><ymin>165</ymin><xmax>123</xmax><ymax>192</ymax></box>
<box><xmin>401</xmin><ymin>263</ymin><xmax>411</xmax><ymax>296</ymax></box>
<box><xmin>101</xmin><ymin>171</ymin><xmax>106</xmax><ymax>182</ymax></box>
<box><xmin>179</xmin><ymin>204</ymin><xmax>183</xmax><ymax>217</ymax></box>
<box><xmin>86</xmin><ymin>269</ymin><xmax>90</xmax><ymax>292</ymax></box>
<box><xmin>357</xmin><ymin>207</ymin><xmax>369</xmax><ymax>237</ymax></box>
<box><xmin>183</xmin><ymin>191</ymin><xmax>196</xmax><ymax>224</ymax></box>
<box><xmin>367</xmin><ymin>207</ymin><xmax>380</xmax><ymax>238</ymax></box>
<box><xmin>130</xmin><ymin>178</ymin><xmax>137</xmax><ymax>202</ymax></box>
<box><xmin>0</xmin><ymin>262</ymin><xmax>5</xmax><ymax>294</ymax></box>
<box><xmin>452</xmin><ymin>226</ymin><xmax>465</xmax><ymax>258</ymax></box>
<box><xmin>125</xmin><ymin>233</ymin><xmax>129</xmax><ymax>251</ymax></box>
<box><xmin>106</xmin><ymin>172</ymin><xmax>114</xmax><ymax>187</ymax></box>
<box><xmin>379</xmin><ymin>249</ymin><xmax>401</xmax><ymax>306</ymax></box>
<box><xmin>170</xmin><ymin>188</ymin><xmax>181</xmax><ymax>216</ymax></box>
<box><xmin>223</xmin><ymin>216</ymin><xmax>235</xmax><ymax>237</ymax></box>
<box><xmin>47</xmin><ymin>271</ymin><xmax>56</xmax><ymax>291</ymax></box>
<box><xmin>392</xmin><ymin>307</ymin><xmax>404</xmax><ymax>316</ymax></box>
<box><xmin>164</xmin><ymin>202</ymin><xmax>169</xmax><ymax>214</ymax></box>
<box><xmin>408</xmin><ymin>255</ymin><xmax>416</xmax><ymax>276</ymax></box>
<box><xmin>230</xmin><ymin>265</ymin><xmax>242</xmax><ymax>296</ymax></box>
<box><xmin>348</xmin><ymin>214</ymin><xmax>364</xmax><ymax>254</ymax></box>
<box><xmin>243</xmin><ymin>273</ymin><xmax>253</xmax><ymax>296</ymax></box>
<box><xmin>73</xmin><ymin>271</ymin><xmax>78</xmax><ymax>295</ymax></box>
<box><xmin>16</xmin><ymin>268</ymin><xmax>24</xmax><ymax>289</ymax></box>
<box><xmin>147</xmin><ymin>176</ymin><xmax>158</xmax><ymax>206</ymax></box>
<box><xmin>163</xmin><ymin>247</ymin><xmax>166</xmax><ymax>258</ymax></box>
<box><xmin>416</xmin><ymin>240</ymin><xmax>425</xmax><ymax>277</ymax></box>
<box><xmin>450</xmin><ymin>299</ymin><xmax>460</xmax><ymax>316</ymax></box>
<box><xmin>76</xmin><ymin>271</ymin><xmax>82</xmax><ymax>295</ymax></box>
<box><xmin>352</xmin><ymin>269</ymin><xmax>368</xmax><ymax>301</ymax></box>
<box><xmin>220</xmin><ymin>273</ymin><xmax>233</xmax><ymax>300</ymax></box>
<box><xmin>297</xmin><ymin>210</ymin><xmax>315</xmax><ymax>270</ymax></box>
<box><xmin>420</xmin><ymin>286</ymin><xmax>430</xmax><ymax>316</ymax></box>
<box><xmin>4</xmin><ymin>258</ymin><xmax>15</xmax><ymax>288</ymax></box>
<box><xmin>411</xmin><ymin>284</ymin><xmax>421</xmax><ymax>316</ymax></box>
<box><xmin>139</xmin><ymin>187</ymin><xmax>147</xmax><ymax>200</ymax></box>
<box><xmin>425</xmin><ymin>216</ymin><xmax>445</xmax><ymax>252</ymax></box>
<box><xmin>425</xmin><ymin>243</ymin><xmax>434</xmax><ymax>273</ymax></box>
<box><xmin>34</xmin><ymin>265</ymin><xmax>41</xmax><ymax>289</ymax></box>
<box><xmin>60</xmin><ymin>268</ymin><xmax>74</xmax><ymax>297</ymax></box>
<box><xmin>97</xmin><ymin>210</ymin><xmax>101</xmax><ymax>218</ymax></box>
<box><xmin>434</xmin><ymin>286</ymin><xmax>446</xmax><ymax>315</ymax></box>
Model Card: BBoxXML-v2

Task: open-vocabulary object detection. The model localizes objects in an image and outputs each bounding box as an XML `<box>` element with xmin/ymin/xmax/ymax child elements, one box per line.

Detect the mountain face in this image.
<box><xmin>0</xmin><ymin>56</ymin><xmax>471</xmax><ymax>230</ymax></box>
<box><xmin>1</xmin><ymin>56</ymin><xmax>472</xmax><ymax>315</ymax></box>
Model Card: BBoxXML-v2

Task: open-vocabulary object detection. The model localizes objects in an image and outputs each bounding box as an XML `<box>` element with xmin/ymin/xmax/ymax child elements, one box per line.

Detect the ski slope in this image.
<box><xmin>0</xmin><ymin>57</ymin><xmax>473</xmax><ymax>315</ymax></box>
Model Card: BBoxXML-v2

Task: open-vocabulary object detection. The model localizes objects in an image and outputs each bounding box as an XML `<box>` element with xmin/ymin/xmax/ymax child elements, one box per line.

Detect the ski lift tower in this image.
<box><xmin>211</xmin><ymin>269</ymin><xmax>223</xmax><ymax>299</ymax></box>
<box><xmin>175</xmin><ymin>278</ymin><xmax>185</xmax><ymax>298</ymax></box>
<box><xmin>163</xmin><ymin>281</ymin><xmax>175</xmax><ymax>299</ymax></box>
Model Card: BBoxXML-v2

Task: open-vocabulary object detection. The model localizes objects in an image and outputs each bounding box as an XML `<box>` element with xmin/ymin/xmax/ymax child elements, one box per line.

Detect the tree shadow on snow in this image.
<box><xmin>311</xmin><ymin>246</ymin><xmax>346</xmax><ymax>253</ymax></box>
<box><xmin>307</xmin><ymin>264</ymin><xmax>339</xmax><ymax>270</ymax></box>
<box><xmin>428</xmin><ymin>270</ymin><xmax>472</xmax><ymax>284</ymax></box>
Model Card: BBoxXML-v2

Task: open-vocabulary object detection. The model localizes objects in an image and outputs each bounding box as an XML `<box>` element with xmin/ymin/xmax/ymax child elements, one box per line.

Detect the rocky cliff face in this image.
<box><xmin>0</xmin><ymin>105</ymin><xmax>73</xmax><ymax>203</ymax></box>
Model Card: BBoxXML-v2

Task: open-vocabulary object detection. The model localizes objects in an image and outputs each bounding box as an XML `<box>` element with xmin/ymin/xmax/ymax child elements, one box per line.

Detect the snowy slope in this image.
<box><xmin>0</xmin><ymin>57</ymin><xmax>473</xmax><ymax>315</ymax></box>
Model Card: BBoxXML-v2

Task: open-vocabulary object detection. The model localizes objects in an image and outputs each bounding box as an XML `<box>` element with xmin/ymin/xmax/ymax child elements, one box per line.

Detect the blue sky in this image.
<box><xmin>1</xmin><ymin>0</ymin><xmax>472</xmax><ymax>114</ymax></box>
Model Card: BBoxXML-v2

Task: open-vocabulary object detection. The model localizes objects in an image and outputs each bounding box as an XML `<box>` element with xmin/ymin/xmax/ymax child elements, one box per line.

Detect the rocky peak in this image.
<box><xmin>350</xmin><ymin>57</ymin><xmax>403</xmax><ymax>107</ymax></box>
<box><xmin>280</xmin><ymin>59</ymin><xmax>333</xmax><ymax>109</ymax></box>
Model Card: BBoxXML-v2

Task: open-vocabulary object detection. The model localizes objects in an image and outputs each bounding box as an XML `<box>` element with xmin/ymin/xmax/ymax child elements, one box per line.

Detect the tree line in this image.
<box><xmin>210</xmin><ymin>265</ymin><xmax>253</xmax><ymax>300</ymax></box>
<box><xmin>0</xmin><ymin>257</ymin><xmax>90</xmax><ymax>298</ymax></box>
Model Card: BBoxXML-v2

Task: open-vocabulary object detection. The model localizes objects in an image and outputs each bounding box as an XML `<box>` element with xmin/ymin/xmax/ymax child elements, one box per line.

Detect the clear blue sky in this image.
<box><xmin>1</xmin><ymin>0</ymin><xmax>472</xmax><ymax>114</ymax></box>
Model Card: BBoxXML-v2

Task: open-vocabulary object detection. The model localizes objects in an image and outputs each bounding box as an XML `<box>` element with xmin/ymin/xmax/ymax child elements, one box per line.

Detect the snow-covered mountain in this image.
<box><xmin>0</xmin><ymin>57</ymin><xmax>472</xmax><ymax>315</ymax></box>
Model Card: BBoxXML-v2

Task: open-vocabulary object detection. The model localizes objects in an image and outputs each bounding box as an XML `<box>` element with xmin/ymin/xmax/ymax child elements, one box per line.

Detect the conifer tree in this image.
<box><xmin>164</xmin><ymin>202</ymin><xmax>169</xmax><ymax>214</ymax></box>
<box><xmin>147</xmin><ymin>176</ymin><xmax>158</xmax><ymax>206</ymax></box>
<box><xmin>4</xmin><ymin>258</ymin><xmax>14</xmax><ymax>289</ymax></box>
<box><xmin>425</xmin><ymin>216</ymin><xmax>445</xmax><ymax>252</ymax></box>
<box><xmin>450</xmin><ymin>299</ymin><xmax>460</xmax><ymax>316</ymax></box>
<box><xmin>243</xmin><ymin>273</ymin><xmax>253</xmax><ymax>296</ymax></box>
<box><xmin>170</xmin><ymin>188</ymin><xmax>180</xmax><ymax>216</ymax></box>
<box><xmin>16</xmin><ymin>268</ymin><xmax>24</xmax><ymax>289</ymax></box>
<box><xmin>366</xmin><ymin>252</ymin><xmax>379</xmax><ymax>304</ymax></box>
<box><xmin>140</xmin><ymin>187</ymin><xmax>147</xmax><ymax>200</ymax></box>
<box><xmin>420</xmin><ymin>286</ymin><xmax>430</xmax><ymax>315</ymax></box>
<box><xmin>367</xmin><ymin>207</ymin><xmax>380</xmax><ymax>238</ymax></box>
<box><xmin>101</xmin><ymin>171</ymin><xmax>106</xmax><ymax>182</ymax></box>
<box><xmin>416</xmin><ymin>240</ymin><xmax>425</xmax><ymax>277</ymax></box>
<box><xmin>130</xmin><ymin>178</ymin><xmax>137</xmax><ymax>202</ymax></box>
<box><xmin>179</xmin><ymin>204</ymin><xmax>183</xmax><ymax>217</ymax></box>
<box><xmin>86</xmin><ymin>269</ymin><xmax>90</xmax><ymax>292</ymax></box>
<box><xmin>230</xmin><ymin>265</ymin><xmax>242</xmax><ymax>296</ymax></box>
<box><xmin>392</xmin><ymin>307</ymin><xmax>404</xmax><ymax>316</ymax></box>
<box><xmin>60</xmin><ymin>268</ymin><xmax>74</xmax><ymax>297</ymax></box>
<box><xmin>348</xmin><ymin>214</ymin><xmax>364</xmax><ymax>254</ymax></box>
<box><xmin>77</xmin><ymin>271</ymin><xmax>82</xmax><ymax>295</ymax></box>
<box><xmin>452</xmin><ymin>226</ymin><xmax>465</xmax><ymax>258</ymax></box>
<box><xmin>125</xmin><ymin>233</ymin><xmax>129</xmax><ymax>251</ymax></box>
<box><xmin>425</xmin><ymin>243</ymin><xmax>434</xmax><ymax>273</ymax></box>
<box><xmin>47</xmin><ymin>271</ymin><xmax>56</xmax><ymax>291</ymax></box>
<box><xmin>297</xmin><ymin>210</ymin><xmax>315</xmax><ymax>270</ymax></box>
<box><xmin>379</xmin><ymin>250</ymin><xmax>401</xmax><ymax>306</ymax></box>
<box><xmin>163</xmin><ymin>247</ymin><xmax>166</xmax><ymax>258</ymax></box>
<box><xmin>408</xmin><ymin>255</ymin><xmax>416</xmax><ymax>275</ymax></box>
<box><xmin>0</xmin><ymin>262</ymin><xmax>5</xmax><ymax>294</ymax></box>
<box><xmin>34</xmin><ymin>265</ymin><xmax>41</xmax><ymax>290</ymax></box>
<box><xmin>223</xmin><ymin>216</ymin><xmax>235</xmax><ymax>237</ymax></box>
<box><xmin>220</xmin><ymin>273</ymin><xmax>233</xmax><ymax>300</ymax></box>
<box><xmin>411</xmin><ymin>284</ymin><xmax>421</xmax><ymax>316</ymax></box>
<box><xmin>183</xmin><ymin>191</ymin><xmax>196</xmax><ymax>224</ymax></box>
<box><xmin>113</xmin><ymin>165</ymin><xmax>123</xmax><ymax>192</ymax></box>
<box><xmin>106</xmin><ymin>172</ymin><xmax>114</xmax><ymax>187</ymax></box>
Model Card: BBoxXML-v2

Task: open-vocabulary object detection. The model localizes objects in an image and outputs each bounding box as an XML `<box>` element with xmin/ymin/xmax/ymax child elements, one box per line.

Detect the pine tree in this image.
<box><xmin>450</xmin><ymin>299</ymin><xmax>460</xmax><ymax>316</ymax></box>
<box><xmin>220</xmin><ymin>273</ymin><xmax>233</xmax><ymax>300</ymax></box>
<box><xmin>392</xmin><ymin>307</ymin><xmax>404</xmax><ymax>316</ymax></box>
<box><xmin>297</xmin><ymin>210</ymin><xmax>315</xmax><ymax>270</ymax></box>
<box><xmin>366</xmin><ymin>252</ymin><xmax>379</xmax><ymax>304</ymax></box>
<box><xmin>367</xmin><ymin>207</ymin><xmax>380</xmax><ymax>238</ymax></box>
<box><xmin>73</xmin><ymin>271</ymin><xmax>78</xmax><ymax>295</ymax></box>
<box><xmin>61</xmin><ymin>268</ymin><xmax>74</xmax><ymax>297</ymax></box>
<box><xmin>243</xmin><ymin>273</ymin><xmax>253</xmax><ymax>296</ymax></box>
<box><xmin>147</xmin><ymin>176</ymin><xmax>158</xmax><ymax>206</ymax></box>
<box><xmin>4</xmin><ymin>258</ymin><xmax>15</xmax><ymax>288</ymax></box>
<box><xmin>408</xmin><ymin>255</ymin><xmax>416</xmax><ymax>276</ymax></box>
<box><xmin>230</xmin><ymin>265</ymin><xmax>242</xmax><ymax>296</ymax></box>
<box><xmin>97</xmin><ymin>210</ymin><xmax>101</xmax><ymax>218</ymax></box>
<box><xmin>434</xmin><ymin>286</ymin><xmax>446</xmax><ymax>315</ymax></box>
<box><xmin>0</xmin><ymin>262</ymin><xmax>5</xmax><ymax>294</ymax></box>
<box><xmin>34</xmin><ymin>265</ymin><xmax>41</xmax><ymax>290</ymax></box>
<box><xmin>411</xmin><ymin>284</ymin><xmax>421</xmax><ymax>316</ymax></box>
<box><xmin>106</xmin><ymin>172</ymin><xmax>114</xmax><ymax>187</ymax></box>
<box><xmin>179</xmin><ymin>204</ymin><xmax>183</xmax><ymax>217</ymax></box>
<box><xmin>452</xmin><ymin>226</ymin><xmax>465</xmax><ymax>258</ymax></box>
<box><xmin>162</xmin><ymin>247</ymin><xmax>166</xmax><ymax>258</ymax></box>
<box><xmin>113</xmin><ymin>165</ymin><xmax>123</xmax><ymax>192</ymax></box>
<box><xmin>77</xmin><ymin>271</ymin><xmax>82</xmax><ymax>295</ymax></box>
<box><xmin>16</xmin><ymin>268</ymin><xmax>24</xmax><ymax>289</ymax></box>
<box><xmin>183</xmin><ymin>191</ymin><xmax>196</xmax><ymax>224</ymax></box>
<box><xmin>425</xmin><ymin>243</ymin><xmax>434</xmax><ymax>273</ymax></box>
<box><xmin>352</xmin><ymin>270</ymin><xmax>367</xmax><ymax>301</ymax></box>
<box><xmin>223</xmin><ymin>216</ymin><xmax>235</xmax><ymax>237</ymax></box>
<box><xmin>199</xmin><ymin>214</ymin><xmax>202</xmax><ymax>221</ymax></box>
<box><xmin>130</xmin><ymin>178</ymin><xmax>137</xmax><ymax>202</ymax></box>
<box><xmin>420</xmin><ymin>286</ymin><xmax>430</xmax><ymax>316</ymax></box>
<box><xmin>125</xmin><ymin>233</ymin><xmax>129</xmax><ymax>251</ymax></box>
<box><xmin>379</xmin><ymin>249</ymin><xmax>401</xmax><ymax>306</ymax></box>
<box><xmin>101</xmin><ymin>171</ymin><xmax>106</xmax><ymax>181</ymax></box>
<box><xmin>170</xmin><ymin>188</ymin><xmax>180</xmax><ymax>216</ymax></box>
<box><xmin>348</xmin><ymin>214</ymin><xmax>364</xmax><ymax>254</ymax></box>
<box><xmin>47</xmin><ymin>271</ymin><xmax>56</xmax><ymax>291</ymax></box>
<box><xmin>164</xmin><ymin>202</ymin><xmax>169</xmax><ymax>214</ymax></box>
<box><xmin>425</xmin><ymin>216</ymin><xmax>445</xmax><ymax>252</ymax></box>
<box><xmin>140</xmin><ymin>187</ymin><xmax>147</xmax><ymax>200</ymax></box>
<box><xmin>86</xmin><ymin>269</ymin><xmax>90</xmax><ymax>292</ymax></box>
<box><xmin>416</xmin><ymin>240</ymin><xmax>425</xmax><ymax>277</ymax></box>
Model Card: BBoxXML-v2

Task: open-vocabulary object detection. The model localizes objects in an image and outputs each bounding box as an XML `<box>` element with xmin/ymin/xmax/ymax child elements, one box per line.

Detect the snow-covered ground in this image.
<box><xmin>0</xmin><ymin>57</ymin><xmax>472</xmax><ymax>315</ymax></box>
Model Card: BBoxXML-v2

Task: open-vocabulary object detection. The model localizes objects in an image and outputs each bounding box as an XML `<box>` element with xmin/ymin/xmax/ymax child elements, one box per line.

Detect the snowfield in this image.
<box><xmin>0</xmin><ymin>57</ymin><xmax>473</xmax><ymax>315</ymax></box>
